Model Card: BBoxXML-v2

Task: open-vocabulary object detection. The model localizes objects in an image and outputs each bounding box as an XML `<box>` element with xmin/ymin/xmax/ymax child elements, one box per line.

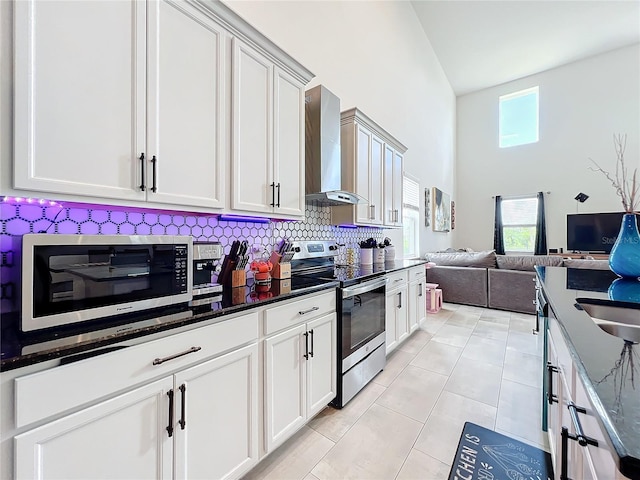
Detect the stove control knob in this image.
<box><xmin>328</xmin><ymin>245</ymin><xmax>338</xmax><ymax>251</ymax></box>
<box><xmin>294</xmin><ymin>247</ymin><xmax>301</xmax><ymax>253</ymax></box>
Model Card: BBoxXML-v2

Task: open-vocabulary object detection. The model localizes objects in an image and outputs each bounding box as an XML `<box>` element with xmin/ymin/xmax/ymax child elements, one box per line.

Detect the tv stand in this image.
<box><xmin>550</xmin><ymin>252</ymin><xmax>609</xmax><ymax>260</ymax></box>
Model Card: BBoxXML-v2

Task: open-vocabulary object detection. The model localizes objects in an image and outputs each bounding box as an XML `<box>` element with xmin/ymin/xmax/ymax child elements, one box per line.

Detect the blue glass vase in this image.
<box><xmin>608</xmin><ymin>278</ymin><xmax>640</xmax><ymax>302</ymax></box>
<box><xmin>609</xmin><ymin>213</ymin><xmax>640</xmax><ymax>279</ymax></box>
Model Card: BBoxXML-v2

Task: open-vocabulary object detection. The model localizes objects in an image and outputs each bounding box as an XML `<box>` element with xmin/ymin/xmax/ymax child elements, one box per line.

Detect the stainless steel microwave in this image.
<box><xmin>21</xmin><ymin>234</ymin><xmax>193</xmax><ymax>332</ymax></box>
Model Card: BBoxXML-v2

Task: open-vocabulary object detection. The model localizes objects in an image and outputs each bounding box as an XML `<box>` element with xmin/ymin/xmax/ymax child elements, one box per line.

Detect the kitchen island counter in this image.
<box><xmin>536</xmin><ymin>266</ymin><xmax>640</xmax><ymax>478</ymax></box>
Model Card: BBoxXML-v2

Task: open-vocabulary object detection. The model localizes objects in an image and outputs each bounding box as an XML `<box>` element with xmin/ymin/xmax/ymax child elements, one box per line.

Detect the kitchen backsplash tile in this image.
<box><xmin>1</xmin><ymin>199</ymin><xmax>382</xmax><ymax>314</ymax></box>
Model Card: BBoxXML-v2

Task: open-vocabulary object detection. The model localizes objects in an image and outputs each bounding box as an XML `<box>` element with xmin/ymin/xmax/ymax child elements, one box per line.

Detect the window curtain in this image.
<box><xmin>534</xmin><ymin>191</ymin><xmax>547</xmax><ymax>255</ymax></box>
<box><xmin>493</xmin><ymin>196</ymin><xmax>505</xmax><ymax>255</ymax></box>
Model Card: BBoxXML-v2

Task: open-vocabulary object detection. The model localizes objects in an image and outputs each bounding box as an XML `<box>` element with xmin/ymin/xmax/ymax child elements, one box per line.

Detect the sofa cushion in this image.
<box><xmin>562</xmin><ymin>259</ymin><xmax>610</xmax><ymax>270</ymax></box>
<box><xmin>424</xmin><ymin>250</ymin><xmax>497</xmax><ymax>268</ymax></box>
<box><xmin>495</xmin><ymin>255</ymin><xmax>563</xmax><ymax>271</ymax></box>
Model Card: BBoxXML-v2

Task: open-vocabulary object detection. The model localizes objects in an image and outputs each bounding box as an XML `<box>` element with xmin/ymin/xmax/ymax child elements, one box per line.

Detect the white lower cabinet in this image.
<box><xmin>15</xmin><ymin>343</ymin><xmax>259</xmax><ymax>480</ymax></box>
<box><xmin>546</xmin><ymin>317</ymin><xmax>625</xmax><ymax>480</ymax></box>
<box><xmin>385</xmin><ymin>270</ymin><xmax>409</xmax><ymax>355</ymax></box>
<box><xmin>264</xmin><ymin>311</ymin><xmax>336</xmax><ymax>453</ymax></box>
<box><xmin>15</xmin><ymin>377</ymin><xmax>174</xmax><ymax>479</ymax></box>
<box><xmin>174</xmin><ymin>343</ymin><xmax>259</xmax><ymax>480</ymax></box>
<box><xmin>407</xmin><ymin>267</ymin><xmax>427</xmax><ymax>334</ymax></box>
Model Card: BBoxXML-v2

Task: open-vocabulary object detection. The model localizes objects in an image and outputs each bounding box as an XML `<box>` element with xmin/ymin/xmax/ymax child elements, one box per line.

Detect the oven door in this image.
<box><xmin>341</xmin><ymin>276</ymin><xmax>387</xmax><ymax>368</ymax></box>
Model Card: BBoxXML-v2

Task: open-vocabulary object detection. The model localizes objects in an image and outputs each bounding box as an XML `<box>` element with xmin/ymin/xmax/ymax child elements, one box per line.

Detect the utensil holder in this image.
<box><xmin>272</xmin><ymin>262</ymin><xmax>291</xmax><ymax>279</ymax></box>
<box><xmin>374</xmin><ymin>248</ymin><xmax>385</xmax><ymax>264</ymax></box>
<box><xmin>229</xmin><ymin>270</ymin><xmax>246</xmax><ymax>288</ymax></box>
<box><xmin>360</xmin><ymin>248</ymin><xmax>373</xmax><ymax>265</ymax></box>
<box><xmin>385</xmin><ymin>246</ymin><xmax>395</xmax><ymax>261</ymax></box>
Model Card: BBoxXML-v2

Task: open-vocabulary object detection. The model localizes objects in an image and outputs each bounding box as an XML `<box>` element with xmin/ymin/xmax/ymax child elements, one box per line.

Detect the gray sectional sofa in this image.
<box><xmin>424</xmin><ymin>250</ymin><xmax>609</xmax><ymax>314</ymax></box>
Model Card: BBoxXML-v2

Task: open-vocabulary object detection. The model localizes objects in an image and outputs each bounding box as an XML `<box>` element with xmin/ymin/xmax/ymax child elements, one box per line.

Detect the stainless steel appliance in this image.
<box><xmin>304</xmin><ymin>85</ymin><xmax>362</xmax><ymax>206</ymax></box>
<box><xmin>21</xmin><ymin>234</ymin><xmax>192</xmax><ymax>332</ymax></box>
<box><xmin>290</xmin><ymin>240</ymin><xmax>386</xmax><ymax>408</ymax></box>
<box><xmin>192</xmin><ymin>241</ymin><xmax>223</xmax><ymax>299</ymax></box>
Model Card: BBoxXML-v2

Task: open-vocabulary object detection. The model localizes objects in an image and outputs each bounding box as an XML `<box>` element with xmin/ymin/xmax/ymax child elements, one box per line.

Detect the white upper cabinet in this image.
<box><xmin>13</xmin><ymin>0</ymin><xmax>147</xmax><ymax>202</ymax></box>
<box><xmin>146</xmin><ymin>0</ymin><xmax>227</xmax><ymax>209</ymax></box>
<box><xmin>383</xmin><ymin>145</ymin><xmax>404</xmax><ymax>227</ymax></box>
<box><xmin>332</xmin><ymin>108</ymin><xmax>406</xmax><ymax>227</ymax></box>
<box><xmin>231</xmin><ymin>40</ymin><xmax>306</xmax><ymax>219</ymax></box>
<box><xmin>12</xmin><ymin>0</ymin><xmax>313</xmax><ymax>216</ymax></box>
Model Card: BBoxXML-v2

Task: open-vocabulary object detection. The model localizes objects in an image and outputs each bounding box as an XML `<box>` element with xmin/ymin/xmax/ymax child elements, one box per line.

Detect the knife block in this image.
<box><xmin>272</xmin><ymin>262</ymin><xmax>291</xmax><ymax>279</ymax></box>
<box><xmin>226</xmin><ymin>270</ymin><xmax>246</xmax><ymax>288</ymax></box>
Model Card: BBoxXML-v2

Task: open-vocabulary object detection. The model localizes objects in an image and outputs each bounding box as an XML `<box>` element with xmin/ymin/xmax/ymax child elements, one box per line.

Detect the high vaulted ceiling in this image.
<box><xmin>410</xmin><ymin>0</ymin><xmax>640</xmax><ymax>96</ymax></box>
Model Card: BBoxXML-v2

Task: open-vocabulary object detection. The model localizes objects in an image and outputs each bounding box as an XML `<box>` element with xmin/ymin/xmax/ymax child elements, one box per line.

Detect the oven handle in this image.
<box><xmin>342</xmin><ymin>277</ymin><xmax>387</xmax><ymax>298</ymax></box>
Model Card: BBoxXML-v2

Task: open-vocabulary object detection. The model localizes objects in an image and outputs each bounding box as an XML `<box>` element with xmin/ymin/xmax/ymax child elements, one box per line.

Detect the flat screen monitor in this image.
<box><xmin>566</xmin><ymin>212</ymin><xmax>638</xmax><ymax>253</ymax></box>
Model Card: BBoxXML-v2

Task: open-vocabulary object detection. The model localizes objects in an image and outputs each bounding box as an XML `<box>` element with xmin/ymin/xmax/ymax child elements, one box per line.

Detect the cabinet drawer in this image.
<box><xmin>386</xmin><ymin>270</ymin><xmax>408</xmax><ymax>289</ymax></box>
<box><xmin>264</xmin><ymin>291</ymin><xmax>335</xmax><ymax>336</ymax></box>
<box><xmin>15</xmin><ymin>312</ymin><xmax>259</xmax><ymax>428</ymax></box>
<box><xmin>408</xmin><ymin>266</ymin><xmax>426</xmax><ymax>282</ymax></box>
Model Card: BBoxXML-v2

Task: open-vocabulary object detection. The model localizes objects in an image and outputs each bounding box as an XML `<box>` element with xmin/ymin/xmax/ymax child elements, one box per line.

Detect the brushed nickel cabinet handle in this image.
<box><xmin>153</xmin><ymin>346</ymin><xmax>201</xmax><ymax>365</ymax></box>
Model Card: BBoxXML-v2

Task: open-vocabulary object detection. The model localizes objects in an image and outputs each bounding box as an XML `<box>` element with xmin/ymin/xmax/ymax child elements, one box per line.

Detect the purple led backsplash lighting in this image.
<box><xmin>0</xmin><ymin>198</ymin><xmax>382</xmax><ymax>315</ymax></box>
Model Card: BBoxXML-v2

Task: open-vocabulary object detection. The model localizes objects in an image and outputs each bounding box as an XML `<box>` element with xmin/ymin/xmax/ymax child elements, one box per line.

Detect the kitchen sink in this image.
<box><xmin>576</xmin><ymin>298</ymin><xmax>640</xmax><ymax>343</ymax></box>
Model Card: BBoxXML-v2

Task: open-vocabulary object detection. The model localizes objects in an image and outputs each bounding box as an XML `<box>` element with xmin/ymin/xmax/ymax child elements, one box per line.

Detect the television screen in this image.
<box><xmin>566</xmin><ymin>212</ymin><xmax>639</xmax><ymax>253</ymax></box>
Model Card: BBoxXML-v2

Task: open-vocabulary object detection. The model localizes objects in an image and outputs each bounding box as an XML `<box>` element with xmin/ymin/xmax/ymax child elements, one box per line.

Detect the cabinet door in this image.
<box><xmin>546</xmin><ymin>331</ymin><xmax>561</xmax><ymax>473</ymax></box>
<box><xmin>231</xmin><ymin>38</ymin><xmax>274</xmax><ymax>215</ymax></box>
<box><xmin>306</xmin><ymin>313</ymin><xmax>337</xmax><ymax>418</ymax></box>
<box><xmin>273</xmin><ymin>67</ymin><xmax>305</xmax><ymax>219</ymax></box>
<box><xmin>383</xmin><ymin>145</ymin><xmax>395</xmax><ymax>225</ymax></box>
<box><xmin>369</xmin><ymin>134</ymin><xmax>384</xmax><ymax>225</ymax></box>
<box><xmin>174</xmin><ymin>343</ymin><xmax>259</xmax><ymax>480</ymax></box>
<box><xmin>396</xmin><ymin>284</ymin><xmax>410</xmax><ymax>343</ymax></box>
<box><xmin>408</xmin><ymin>280</ymin><xmax>425</xmax><ymax>334</ymax></box>
<box><xmin>146</xmin><ymin>0</ymin><xmax>227</xmax><ymax>209</ymax></box>
<box><xmin>392</xmin><ymin>150</ymin><xmax>404</xmax><ymax>226</ymax></box>
<box><xmin>14</xmin><ymin>0</ymin><xmax>146</xmax><ymax>201</ymax></box>
<box><xmin>15</xmin><ymin>378</ymin><xmax>173</xmax><ymax>479</ymax></box>
<box><xmin>264</xmin><ymin>324</ymin><xmax>306</xmax><ymax>452</ymax></box>
<box><xmin>355</xmin><ymin>125</ymin><xmax>372</xmax><ymax>224</ymax></box>
<box><xmin>385</xmin><ymin>290</ymin><xmax>398</xmax><ymax>354</ymax></box>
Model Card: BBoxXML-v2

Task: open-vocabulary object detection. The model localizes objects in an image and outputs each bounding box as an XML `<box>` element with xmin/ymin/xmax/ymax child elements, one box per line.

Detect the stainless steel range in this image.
<box><xmin>290</xmin><ymin>241</ymin><xmax>387</xmax><ymax>408</ymax></box>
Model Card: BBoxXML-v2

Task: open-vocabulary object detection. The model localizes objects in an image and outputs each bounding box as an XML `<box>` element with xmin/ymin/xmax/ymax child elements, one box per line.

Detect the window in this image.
<box><xmin>499</xmin><ymin>86</ymin><xmax>539</xmax><ymax>148</ymax></box>
<box><xmin>501</xmin><ymin>195</ymin><xmax>538</xmax><ymax>253</ymax></box>
<box><xmin>402</xmin><ymin>175</ymin><xmax>420</xmax><ymax>259</ymax></box>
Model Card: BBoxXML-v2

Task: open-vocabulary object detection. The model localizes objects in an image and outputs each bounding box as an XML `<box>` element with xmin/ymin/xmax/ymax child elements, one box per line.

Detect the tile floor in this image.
<box><xmin>243</xmin><ymin>303</ymin><xmax>549</xmax><ymax>480</ymax></box>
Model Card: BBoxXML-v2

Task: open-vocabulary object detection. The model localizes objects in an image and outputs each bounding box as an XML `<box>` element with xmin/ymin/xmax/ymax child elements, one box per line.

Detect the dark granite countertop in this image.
<box><xmin>1</xmin><ymin>279</ymin><xmax>339</xmax><ymax>372</ymax></box>
<box><xmin>1</xmin><ymin>260</ymin><xmax>427</xmax><ymax>372</ymax></box>
<box><xmin>536</xmin><ymin>266</ymin><xmax>640</xmax><ymax>478</ymax></box>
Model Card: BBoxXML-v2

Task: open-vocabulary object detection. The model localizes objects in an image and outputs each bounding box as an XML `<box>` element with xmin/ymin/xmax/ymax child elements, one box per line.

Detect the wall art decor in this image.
<box><xmin>451</xmin><ymin>200</ymin><xmax>456</xmax><ymax>230</ymax></box>
<box><xmin>424</xmin><ymin>188</ymin><xmax>431</xmax><ymax>227</ymax></box>
<box><xmin>432</xmin><ymin>187</ymin><xmax>451</xmax><ymax>232</ymax></box>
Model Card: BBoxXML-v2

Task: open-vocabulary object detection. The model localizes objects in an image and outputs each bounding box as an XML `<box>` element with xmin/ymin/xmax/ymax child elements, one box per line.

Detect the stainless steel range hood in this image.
<box><xmin>305</xmin><ymin>85</ymin><xmax>361</xmax><ymax>206</ymax></box>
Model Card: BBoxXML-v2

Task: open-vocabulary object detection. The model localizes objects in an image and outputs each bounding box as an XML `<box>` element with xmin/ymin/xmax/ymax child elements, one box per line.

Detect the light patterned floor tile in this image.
<box><xmin>445</xmin><ymin>311</ymin><xmax>481</xmax><ymax>329</ymax></box>
<box><xmin>422</xmin><ymin>316</ymin><xmax>448</xmax><ymax>335</ymax></box>
<box><xmin>375</xmin><ymin>365</ymin><xmax>447</xmax><ymax>422</ymax></box>
<box><xmin>509</xmin><ymin>315</ymin><xmax>537</xmax><ymax>334</ymax></box>
<box><xmin>472</xmin><ymin>319</ymin><xmax>509</xmax><ymax>342</ymax></box>
<box><xmin>410</xmin><ymin>341</ymin><xmax>462</xmax><ymax>376</ymax></box>
<box><xmin>311</xmin><ymin>404</ymin><xmax>422</xmax><ymax>480</ymax></box>
<box><xmin>396</xmin><ymin>449</ymin><xmax>451</xmax><ymax>479</ymax></box>
<box><xmin>413</xmin><ymin>413</ymin><xmax>465</xmax><ymax>465</ymax></box>
<box><xmin>308</xmin><ymin>382</ymin><xmax>386</xmax><ymax>442</ymax></box>
<box><xmin>507</xmin><ymin>330</ymin><xmax>544</xmax><ymax>357</ymax></box>
<box><xmin>303</xmin><ymin>474</ymin><xmax>320</xmax><ymax>480</ymax></box>
<box><xmin>431</xmin><ymin>323</ymin><xmax>474</xmax><ymax>348</ymax></box>
<box><xmin>444</xmin><ymin>356</ymin><xmax>503</xmax><ymax>407</ymax></box>
<box><xmin>462</xmin><ymin>335</ymin><xmax>506</xmax><ymax>367</ymax></box>
<box><xmin>430</xmin><ymin>390</ymin><xmax>497</xmax><ymax>430</ymax></box>
<box><xmin>495</xmin><ymin>379</ymin><xmax>546</xmax><ymax>448</ymax></box>
<box><xmin>371</xmin><ymin>349</ymin><xmax>414</xmax><ymax>387</ymax></box>
<box><xmin>502</xmin><ymin>349</ymin><xmax>543</xmax><ymax>388</ymax></box>
<box><xmin>398</xmin><ymin>329</ymin><xmax>433</xmax><ymax>355</ymax></box>
<box><xmin>242</xmin><ymin>426</ymin><xmax>334</xmax><ymax>480</ymax></box>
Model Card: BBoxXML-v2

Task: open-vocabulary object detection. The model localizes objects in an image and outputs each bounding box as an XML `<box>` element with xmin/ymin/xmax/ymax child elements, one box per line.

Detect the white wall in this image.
<box><xmin>456</xmin><ymin>44</ymin><xmax>640</xmax><ymax>252</ymax></box>
<box><xmin>223</xmin><ymin>0</ymin><xmax>457</xmax><ymax>255</ymax></box>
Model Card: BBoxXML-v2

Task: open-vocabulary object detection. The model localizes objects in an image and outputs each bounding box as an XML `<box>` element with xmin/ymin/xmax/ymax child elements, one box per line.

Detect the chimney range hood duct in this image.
<box><xmin>305</xmin><ymin>85</ymin><xmax>361</xmax><ymax>206</ymax></box>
